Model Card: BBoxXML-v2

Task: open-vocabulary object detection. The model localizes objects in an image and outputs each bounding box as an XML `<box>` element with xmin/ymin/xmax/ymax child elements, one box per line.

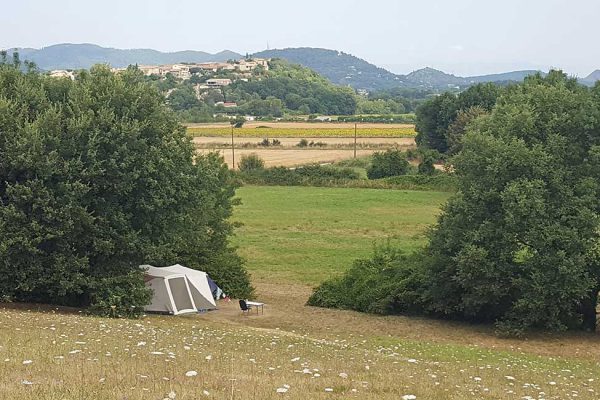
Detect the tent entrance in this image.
<box><xmin>165</xmin><ymin>276</ymin><xmax>197</xmax><ymax>315</ymax></box>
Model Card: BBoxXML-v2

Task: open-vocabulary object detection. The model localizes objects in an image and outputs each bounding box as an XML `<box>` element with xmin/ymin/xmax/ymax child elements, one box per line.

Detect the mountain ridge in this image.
<box><xmin>4</xmin><ymin>43</ymin><xmax>594</xmax><ymax>90</ymax></box>
<box><xmin>8</xmin><ymin>43</ymin><xmax>243</xmax><ymax>70</ymax></box>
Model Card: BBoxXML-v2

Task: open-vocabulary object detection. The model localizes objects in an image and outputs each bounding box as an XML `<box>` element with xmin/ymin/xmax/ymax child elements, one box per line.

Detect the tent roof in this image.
<box><xmin>162</xmin><ymin>264</ymin><xmax>208</xmax><ymax>277</ymax></box>
<box><xmin>140</xmin><ymin>264</ymin><xmax>217</xmax><ymax>309</ymax></box>
<box><xmin>141</xmin><ymin>264</ymin><xmax>179</xmax><ymax>278</ymax></box>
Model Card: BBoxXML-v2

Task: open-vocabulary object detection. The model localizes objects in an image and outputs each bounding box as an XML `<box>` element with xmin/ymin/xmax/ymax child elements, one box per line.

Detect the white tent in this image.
<box><xmin>141</xmin><ymin>264</ymin><xmax>217</xmax><ymax>315</ymax></box>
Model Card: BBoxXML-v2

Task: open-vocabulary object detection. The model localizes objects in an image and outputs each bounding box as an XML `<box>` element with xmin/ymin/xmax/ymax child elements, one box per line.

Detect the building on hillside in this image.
<box><xmin>235</xmin><ymin>58</ymin><xmax>269</xmax><ymax>72</ymax></box>
<box><xmin>206</xmin><ymin>78</ymin><xmax>232</xmax><ymax>87</ymax></box>
<box><xmin>195</xmin><ymin>62</ymin><xmax>235</xmax><ymax>72</ymax></box>
<box><xmin>49</xmin><ymin>70</ymin><xmax>75</xmax><ymax>80</ymax></box>
<box><xmin>137</xmin><ymin>65</ymin><xmax>162</xmax><ymax>76</ymax></box>
<box><xmin>215</xmin><ymin>101</ymin><xmax>238</xmax><ymax>108</ymax></box>
<box><xmin>168</xmin><ymin>64</ymin><xmax>191</xmax><ymax>80</ymax></box>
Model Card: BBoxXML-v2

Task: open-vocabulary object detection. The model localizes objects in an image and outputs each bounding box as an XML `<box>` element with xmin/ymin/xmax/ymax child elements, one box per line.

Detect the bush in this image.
<box><xmin>88</xmin><ymin>272</ymin><xmax>152</xmax><ymax>318</ymax></box>
<box><xmin>381</xmin><ymin>174</ymin><xmax>457</xmax><ymax>191</ymax></box>
<box><xmin>307</xmin><ymin>245</ymin><xmax>428</xmax><ymax>315</ymax></box>
<box><xmin>417</xmin><ymin>149</ymin><xmax>438</xmax><ymax>176</ymax></box>
<box><xmin>297</xmin><ymin>139</ymin><xmax>309</xmax><ymax>147</ymax></box>
<box><xmin>367</xmin><ymin>149</ymin><xmax>410</xmax><ymax>179</ymax></box>
<box><xmin>237</xmin><ymin>164</ymin><xmax>360</xmax><ymax>186</ymax></box>
<box><xmin>239</xmin><ymin>153</ymin><xmax>265</xmax><ymax>171</ymax></box>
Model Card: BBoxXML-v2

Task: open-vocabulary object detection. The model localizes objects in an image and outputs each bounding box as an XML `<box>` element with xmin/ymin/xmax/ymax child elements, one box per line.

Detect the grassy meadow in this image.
<box><xmin>231</xmin><ymin>186</ymin><xmax>449</xmax><ymax>284</ymax></box>
<box><xmin>4</xmin><ymin>185</ymin><xmax>600</xmax><ymax>399</ymax></box>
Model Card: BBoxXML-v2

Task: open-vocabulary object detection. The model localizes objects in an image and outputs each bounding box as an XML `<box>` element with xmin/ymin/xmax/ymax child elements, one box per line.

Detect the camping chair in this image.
<box><xmin>239</xmin><ymin>299</ymin><xmax>253</xmax><ymax>315</ymax></box>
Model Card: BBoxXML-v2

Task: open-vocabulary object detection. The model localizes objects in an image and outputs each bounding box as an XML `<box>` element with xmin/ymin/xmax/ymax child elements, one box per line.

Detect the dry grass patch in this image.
<box><xmin>2</xmin><ymin>302</ymin><xmax>600</xmax><ymax>400</ymax></box>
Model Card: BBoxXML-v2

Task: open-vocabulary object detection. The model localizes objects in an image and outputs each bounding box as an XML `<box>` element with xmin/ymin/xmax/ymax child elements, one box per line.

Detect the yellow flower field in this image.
<box><xmin>187</xmin><ymin>126</ymin><xmax>416</xmax><ymax>138</ymax></box>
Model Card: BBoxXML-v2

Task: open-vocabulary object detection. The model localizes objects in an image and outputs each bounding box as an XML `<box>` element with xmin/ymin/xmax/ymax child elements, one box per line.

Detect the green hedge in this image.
<box><xmin>237</xmin><ymin>164</ymin><xmax>360</xmax><ymax>186</ymax></box>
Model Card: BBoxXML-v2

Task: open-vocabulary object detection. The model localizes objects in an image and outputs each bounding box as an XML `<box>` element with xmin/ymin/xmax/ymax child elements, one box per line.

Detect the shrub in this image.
<box><xmin>367</xmin><ymin>149</ymin><xmax>410</xmax><ymax>179</ymax></box>
<box><xmin>238</xmin><ymin>153</ymin><xmax>265</xmax><ymax>171</ymax></box>
<box><xmin>307</xmin><ymin>245</ymin><xmax>428</xmax><ymax>315</ymax></box>
<box><xmin>418</xmin><ymin>149</ymin><xmax>438</xmax><ymax>176</ymax></box>
<box><xmin>297</xmin><ymin>139</ymin><xmax>309</xmax><ymax>147</ymax></box>
<box><xmin>237</xmin><ymin>164</ymin><xmax>360</xmax><ymax>186</ymax></box>
<box><xmin>88</xmin><ymin>272</ymin><xmax>152</xmax><ymax>318</ymax></box>
<box><xmin>381</xmin><ymin>174</ymin><xmax>457</xmax><ymax>191</ymax></box>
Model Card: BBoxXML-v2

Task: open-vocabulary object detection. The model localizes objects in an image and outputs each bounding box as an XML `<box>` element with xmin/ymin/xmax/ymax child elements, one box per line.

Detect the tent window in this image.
<box><xmin>168</xmin><ymin>277</ymin><xmax>194</xmax><ymax>311</ymax></box>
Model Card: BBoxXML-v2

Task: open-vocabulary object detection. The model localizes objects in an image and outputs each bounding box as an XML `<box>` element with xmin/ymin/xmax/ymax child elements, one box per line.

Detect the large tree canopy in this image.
<box><xmin>0</xmin><ymin>60</ymin><xmax>251</xmax><ymax>316</ymax></box>
<box><xmin>415</xmin><ymin>83</ymin><xmax>502</xmax><ymax>154</ymax></box>
<box><xmin>423</xmin><ymin>71</ymin><xmax>600</xmax><ymax>332</ymax></box>
<box><xmin>310</xmin><ymin>71</ymin><xmax>600</xmax><ymax>334</ymax></box>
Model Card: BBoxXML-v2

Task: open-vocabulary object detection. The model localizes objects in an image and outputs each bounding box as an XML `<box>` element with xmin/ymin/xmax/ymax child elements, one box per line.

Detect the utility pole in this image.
<box><xmin>354</xmin><ymin>123</ymin><xmax>357</xmax><ymax>158</ymax></box>
<box><xmin>231</xmin><ymin>125</ymin><xmax>235</xmax><ymax>170</ymax></box>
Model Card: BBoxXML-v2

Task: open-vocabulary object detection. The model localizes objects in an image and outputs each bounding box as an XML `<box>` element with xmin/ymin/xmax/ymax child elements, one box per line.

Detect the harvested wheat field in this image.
<box><xmin>192</xmin><ymin>136</ymin><xmax>416</xmax><ymax>148</ymax></box>
<box><xmin>197</xmin><ymin>148</ymin><xmax>379</xmax><ymax>168</ymax></box>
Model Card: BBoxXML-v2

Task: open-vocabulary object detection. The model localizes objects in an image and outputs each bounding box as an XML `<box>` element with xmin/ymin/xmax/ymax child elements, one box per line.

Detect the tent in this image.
<box><xmin>141</xmin><ymin>264</ymin><xmax>220</xmax><ymax>315</ymax></box>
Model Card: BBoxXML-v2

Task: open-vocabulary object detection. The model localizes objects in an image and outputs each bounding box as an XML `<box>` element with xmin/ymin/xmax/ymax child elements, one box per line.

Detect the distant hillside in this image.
<box><xmin>253</xmin><ymin>48</ymin><xmax>547</xmax><ymax>91</ymax></box>
<box><xmin>8</xmin><ymin>43</ymin><xmax>242</xmax><ymax>71</ymax></box>
<box><xmin>253</xmin><ymin>48</ymin><xmax>407</xmax><ymax>91</ymax></box>
<box><xmin>405</xmin><ymin>67</ymin><xmax>465</xmax><ymax>88</ymax></box>
<box><xmin>468</xmin><ymin>70</ymin><xmax>545</xmax><ymax>84</ymax></box>
<box><xmin>581</xmin><ymin>70</ymin><xmax>600</xmax><ymax>86</ymax></box>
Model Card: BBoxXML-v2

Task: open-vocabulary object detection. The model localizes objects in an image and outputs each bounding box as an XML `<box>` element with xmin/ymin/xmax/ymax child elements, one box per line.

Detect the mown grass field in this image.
<box><xmin>231</xmin><ymin>186</ymin><xmax>450</xmax><ymax>284</ymax></box>
<box><xmin>4</xmin><ymin>186</ymin><xmax>600</xmax><ymax>399</ymax></box>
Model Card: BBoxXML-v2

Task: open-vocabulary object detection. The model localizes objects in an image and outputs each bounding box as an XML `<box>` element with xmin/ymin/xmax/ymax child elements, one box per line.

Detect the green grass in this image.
<box><xmin>232</xmin><ymin>186</ymin><xmax>451</xmax><ymax>285</ymax></box>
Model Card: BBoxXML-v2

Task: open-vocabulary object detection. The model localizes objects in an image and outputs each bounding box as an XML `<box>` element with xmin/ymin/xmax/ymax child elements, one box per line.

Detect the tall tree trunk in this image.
<box><xmin>581</xmin><ymin>287</ymin><xmax>599</xmax><ymax>332</ymax></box>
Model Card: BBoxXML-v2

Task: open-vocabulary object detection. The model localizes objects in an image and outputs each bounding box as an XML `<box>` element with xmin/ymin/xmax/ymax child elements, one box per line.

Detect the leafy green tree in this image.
<box><xmin>415</xmin><ymin>92</ymin><xmax>458</xmax><ymax>153</ymax></box>
<box><xmin>238</xmin><ymin>153</ymin><xmax>265</xmax><ymax>171</ymax></box>
<box><xmin>457</xmin><ymin>82</ymin><xmax>502</xmax><ymax>111</ymax></box>
<box><xmin>417</xmin><ymin>149</ymin><xmax>438</xmax><ymax>176</ymax></box>
<box><xmin>367</xmin><ymin>149</ymin><xmax>410</xmax><ymax>179</ymax></box>
<box><xmin>0</xmin><ymin>61</ymin><xmax>252</xmax><ymax>315</ymax></box>
<box><xmin>415</xmin><ymin>83</ymin><xmax>502</xmax><ymax>154</ymax></box>
<box><xmin>312</xmin><ymin>71</ymin><xmax>600</xmax><ymax>334</ymax></box>
<box><xmin>421</xmin><ymin>71</ymin><xmax>600</xmax><ymax>333</ymax></box>
<box><xmin>446</xmin><ymin>106</ymin><xmax>488</xmax><ymax>154</ymax></box>
<box><xmin>168</xmin><ymin>85</ymin><xmax>200</xmax><ymax>111</ymax></box>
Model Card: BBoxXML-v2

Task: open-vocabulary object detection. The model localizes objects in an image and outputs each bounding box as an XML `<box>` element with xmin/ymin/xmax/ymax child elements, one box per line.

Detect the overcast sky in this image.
<box><xmin>1</xmin><ymin>0</ymin><xmax>598</xmax><ymax>77</ymax></box>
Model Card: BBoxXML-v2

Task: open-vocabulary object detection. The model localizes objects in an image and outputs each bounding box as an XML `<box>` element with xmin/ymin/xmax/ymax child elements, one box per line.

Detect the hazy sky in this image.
<box><xmin>1</xmin><ymin>0</ymin><xmax>598</xmax><ymax>76</ymax></box>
